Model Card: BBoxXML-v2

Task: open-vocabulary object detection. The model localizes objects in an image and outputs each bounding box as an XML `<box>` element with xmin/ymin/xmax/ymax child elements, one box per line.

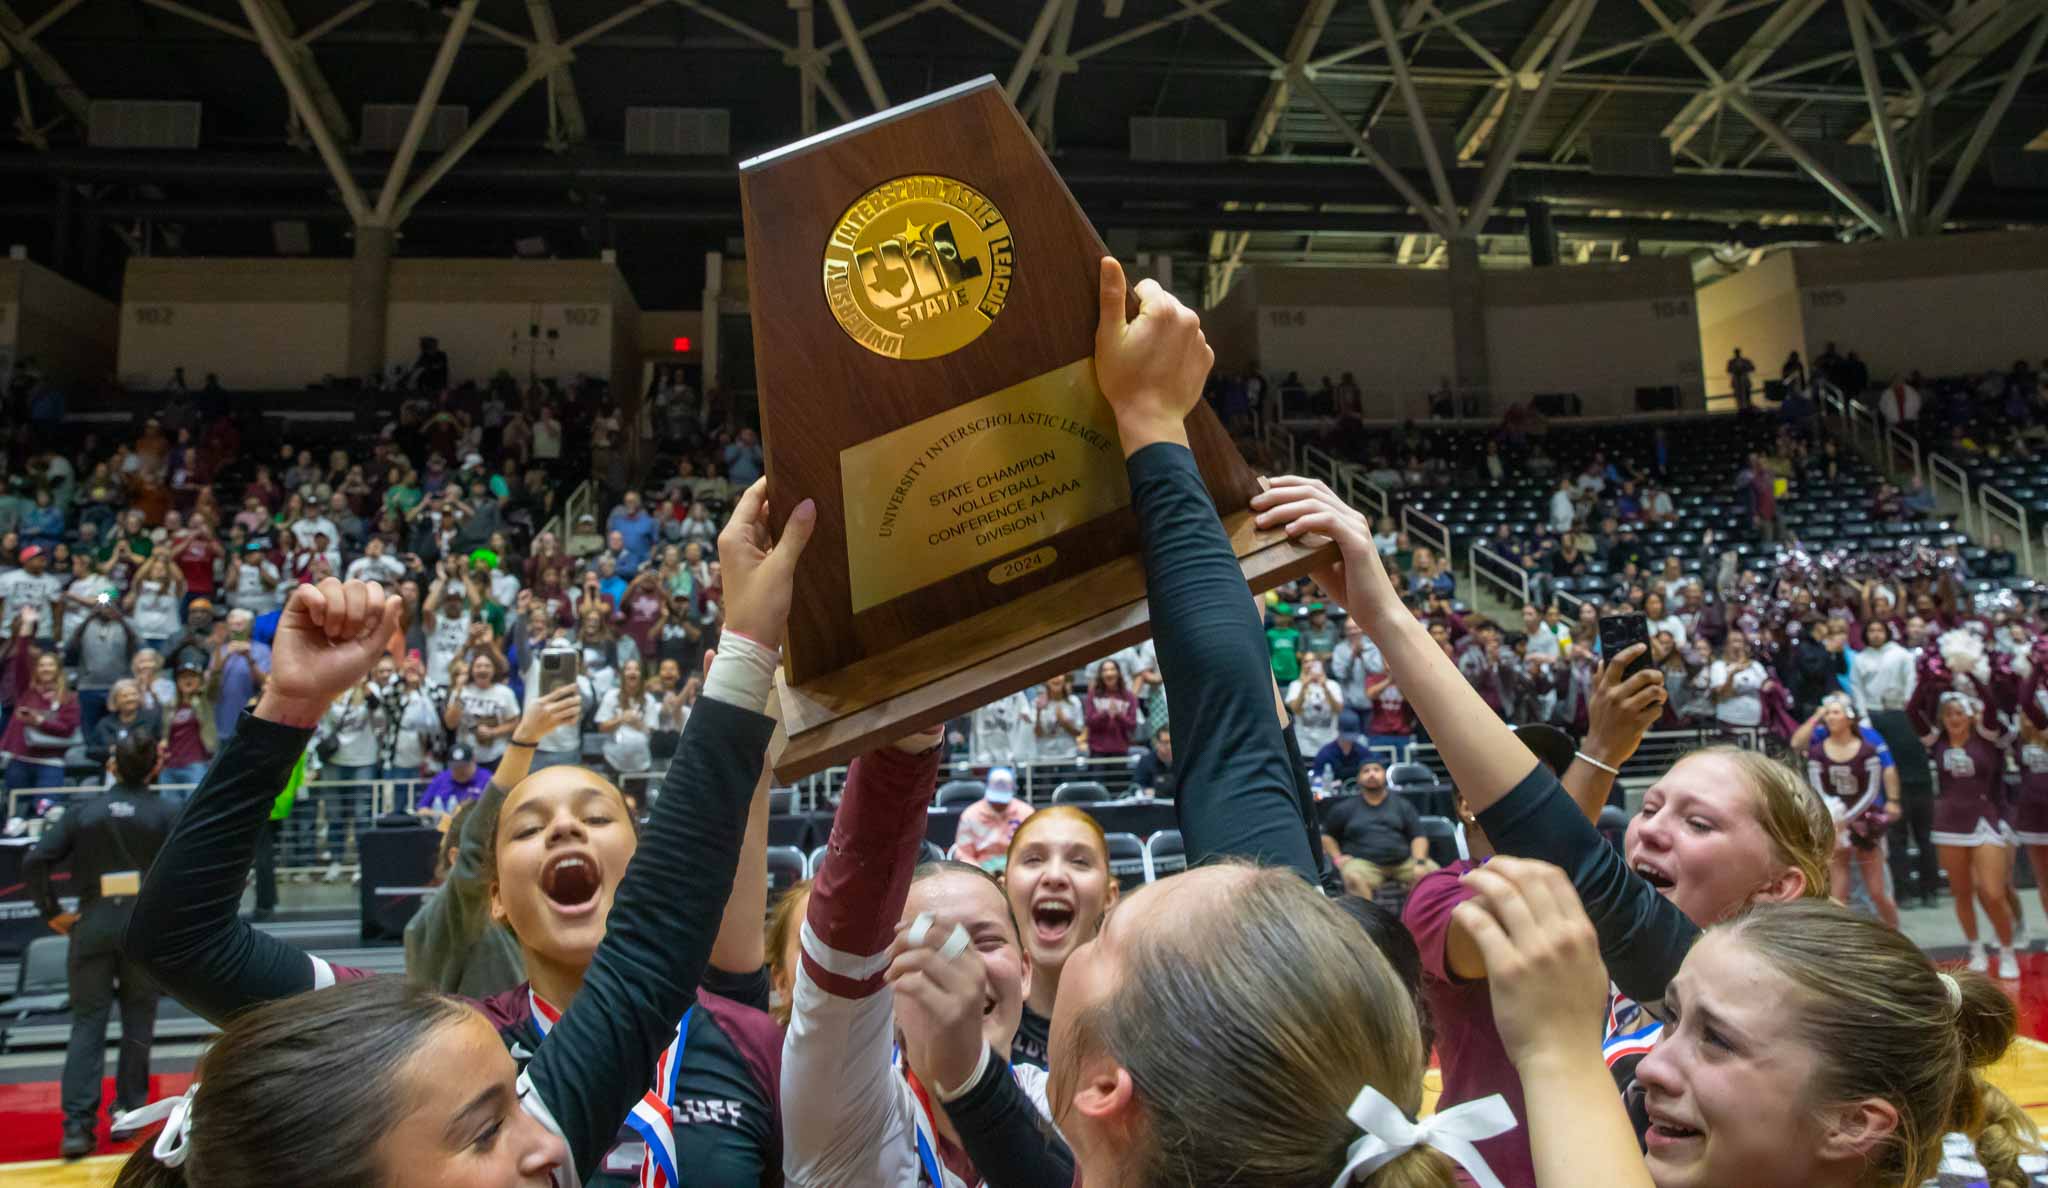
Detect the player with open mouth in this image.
<box><xmin>999</xmin><ymin>806</ymin><xmax>1118</xmax><ymax>1072</ymax></box>
<box><xmin>125</xmin><ymin>480</ymin><xmax>811</xmax><ymax>1188</ymax></box>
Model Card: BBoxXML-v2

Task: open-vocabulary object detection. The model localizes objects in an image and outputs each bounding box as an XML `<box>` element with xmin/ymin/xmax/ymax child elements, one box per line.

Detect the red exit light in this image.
<box><xmin>672</xmin><ymin>336</ymin><xmax>693</xmax><ymax>352</ymax></box>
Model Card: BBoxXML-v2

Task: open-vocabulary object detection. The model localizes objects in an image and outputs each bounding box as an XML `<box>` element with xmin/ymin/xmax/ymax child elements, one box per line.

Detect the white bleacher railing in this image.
<box><xmin>1980</xmin><ymin>484</ymin><xmax>2033</xmax><ymax>576</ymax></box>
<box><xmin>1470</xmin><ymin>541</ymin><xmax>1531</xmax><ymax>607</ymax></box>
<box><xmin>1885</xmin><ymin>425</ymin><xmax>1922</xmax><ymax>485</ymax></box>
<box><xmin>1343</xmin><ymin>465</ymin><xmax>1389</xmax><ymax>522</ymax></box>
<box><xmin>1299</xmin><ymin>443</ymin><xmax>1343</xmax><ymax>489</ymax></box>
<box><xmin>1402</xmin><ymin>503</ymin><xmax>1453</xmax><ymax>568</ymax></box>
<box><xmin>1847</xmin><ymin>400</ymin><xmax>1884</xmax><ymax>459</ymax></box>
<box><xmin>1930</xmin><ymin>452</ymin><xmax>1973</xmax><ymax>535</ymax></box>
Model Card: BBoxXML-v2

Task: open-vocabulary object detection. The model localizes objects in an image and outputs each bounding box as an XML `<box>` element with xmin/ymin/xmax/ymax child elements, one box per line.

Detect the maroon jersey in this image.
<box><xmin>1932</xmin><ymin>734</ymin><xmax>2007</xmax><ymax>836</ymax></box>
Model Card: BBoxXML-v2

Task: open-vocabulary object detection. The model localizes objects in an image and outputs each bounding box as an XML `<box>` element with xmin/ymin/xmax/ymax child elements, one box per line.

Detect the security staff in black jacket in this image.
<box><xmin>22</xmin><ymin>734</ymin><xmax>179</xmax><ymax>1160</ymax></box>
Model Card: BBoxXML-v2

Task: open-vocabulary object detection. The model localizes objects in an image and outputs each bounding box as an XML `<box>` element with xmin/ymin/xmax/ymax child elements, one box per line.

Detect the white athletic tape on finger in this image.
<box><xmin>905</xmin><ymin>912</ymin><xmax>934</xmax><ymax>948</ymax></box>
<box><xmin>937</xmin><ymin>924</ymin><xmax>970</xmax><ymax>961</ymax></box>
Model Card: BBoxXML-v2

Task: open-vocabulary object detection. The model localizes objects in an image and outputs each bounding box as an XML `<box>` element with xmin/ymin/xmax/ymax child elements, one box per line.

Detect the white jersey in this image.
<box><xmin>782</xmin><ymin>940</ymin><xmax>1053</xmax><ymax>1187</ymax></box>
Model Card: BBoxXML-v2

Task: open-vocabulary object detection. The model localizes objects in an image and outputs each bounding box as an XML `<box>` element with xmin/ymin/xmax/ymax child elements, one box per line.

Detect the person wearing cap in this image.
<box><xmin>163</xmin><ymin>597</ymin><xmax>220</xmax><ymax>675</ymax></box>
<box><xmin>344</xmin><ymin>535</ymin><xmax>406</xmax><ymax>586</ymax></box>
<box><xmin>953</xmin><ymin>767</ymin><xmax>1035</xmax><ymax>871</ymax></box>
<box><xmin>64</xmin><ymin>592</ymin><xmax>139</xmax><ymax>738</ymax></box>
<box><xmin>1299</xmin><ymin>602</ymin><xmax>1342</xmax><ymax>658</ymax></box>
<box><xmin>0</xmin><ymin>542</ymin><xmax>65</xmax><ymax>642</ymax></box>
<box><xmin>422</xmin><ymin>745</ymin><xmax>493</xmax><ymax>816</ymax></box>
<box><xmin>287</xmin><ymin>500</ymin><xmax>340</xmax><ymax>556</ymax></box>
<box><xmin>1311</xmin><ymin>728</ymin><xmax>1370</xmax><ymax>789</ymax></box>
<box><xmin>157</xmin><ymin>658</ymin><xmax>218</xmax><ymax>799</ymax></box>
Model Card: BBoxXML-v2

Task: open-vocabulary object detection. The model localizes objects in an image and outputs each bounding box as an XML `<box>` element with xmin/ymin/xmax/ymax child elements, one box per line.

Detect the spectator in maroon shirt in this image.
<box><xmin>1082</xmin><ymin>658</ymin><xmax>1140</xmax><ymax>758</ymax></box>
<box><xmin>170</xmin><ymin>516</ymin><xmax>225</xmax><ymax>605</ymax></box>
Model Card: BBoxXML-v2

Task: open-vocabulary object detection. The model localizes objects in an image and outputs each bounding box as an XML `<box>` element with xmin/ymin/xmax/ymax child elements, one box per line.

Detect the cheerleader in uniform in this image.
<box><xmin>1924</xmin><ymin>692</ymin><xmax>2021</xmax><ymax>978</ymax></box>
<box><xmin>1792</xmin><ymin>693</ymin><xmax>1900</xmax><ymax>928</ymax></box>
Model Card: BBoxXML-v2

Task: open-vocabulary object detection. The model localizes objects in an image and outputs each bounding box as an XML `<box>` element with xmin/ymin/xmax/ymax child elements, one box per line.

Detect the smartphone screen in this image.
<box><xmin>539</xmin><ymin>650</ymin><xmax>579</xmax><ymax>697</ymax></box>
<box><xmin>1598</xmin><ymin>613</ymin><xmax>1653</xmax><ymax>679</ymax></box>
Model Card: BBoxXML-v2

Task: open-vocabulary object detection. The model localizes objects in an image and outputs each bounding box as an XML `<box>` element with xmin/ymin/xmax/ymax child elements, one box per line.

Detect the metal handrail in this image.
<box><xmin>1300</xmin><ymin>444</ymin><xmax>1340</xmax><ymax>487</ymax></box>
<box><xmin>1885</xmin><ymin>425</ymin><xmax>1922</xmax><ymax>484</ymax></box>
<box><xmin>1470</xmin><ymin>541</ymin><xmax>1531</xmax><ymax>607</ymax></box>
<box><xmin>1847</xmin><ymin>401</ymin><xmax>1883</xmax><ymax>459</ymax></box>
<box><xmin>1930</xmin><ymin>452</ymin><xmax>1972</xmax><ymax>535</ymax></box>
<box><xmin>1981</xmin><ymin>483</ymin><xmax>2033</xmax><ymax>576</ymax></box>
<box><xmin>1402</xmin><ymin>503</ymin><xmax>1453</xmax><ymax>565</ymax></box>
<box><xmin>1343</xmin><ymin>465</ymin><xmax>1389</xmax><ymax>521</ymax></box>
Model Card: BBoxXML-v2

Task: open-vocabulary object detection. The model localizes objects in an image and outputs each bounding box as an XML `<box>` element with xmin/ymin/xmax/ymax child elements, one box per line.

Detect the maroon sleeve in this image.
<box><xmin>799</xmin><ymin>743</ymin><xmax>943</xmax><ymax>999</ymax></box>
<box><xmin>1402</xmin><ymin>863</ymin><xmax>1478</xmax><ymax>985</ymax></box>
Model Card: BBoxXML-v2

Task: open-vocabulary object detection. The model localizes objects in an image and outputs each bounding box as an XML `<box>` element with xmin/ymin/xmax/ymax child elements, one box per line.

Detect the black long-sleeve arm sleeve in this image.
<box><xmin>22</xmin><ymin>809</ymin><xmax>77</xmax><ymax>920</ymax></box>
<box><xmin>125</xmin><ymin>714</ymin><xmax>323</xmax><ymax>1024</ymax></box>
<box><xmin>949</xmin><ymin>1056</ymin><xmax>1076</xmax><ymax>1188</ymax></box>
<box><xmin>523</xmin><ymin>694</ymin><xmax>774</xmax><ymax>1183</ymax></box>
<box><xmin>1129</xmin><ymin>442</ymin><xmax>1321</xmax><ymax>882</ymax></box>
<box><xmin>1475</xmin><ymin>767</ymin><xmax>1701</xmax><ymax>1008</ymax></box>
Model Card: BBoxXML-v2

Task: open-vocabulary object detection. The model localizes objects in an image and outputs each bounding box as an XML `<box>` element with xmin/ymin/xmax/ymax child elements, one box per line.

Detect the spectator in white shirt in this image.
<box><xmin>1547</xmin><ymin>477</ymin><xmax>1576</xmax><ymax>535</ymax></box>
<box><xmin>224</xmin><ymin>543</ymin><xmax>282</xmax><ymax>615</ymax></box>
<box><xmin>1286</xmin><ymin>657</ymin><xmax>1345</xmax><ymax>755</ymax></box>
<box><xmin>1643</xmin><ymin>590</ymin><xmax>1687</xmax><ymax>647</ymax></box>
<box><xmin>1031</xmin><ymin>672</ymin><xmax>1084</xmax><ymax>762</ymax></box>
<box><xmin>344</xmin><ymin>536</ymin><xmax>406</xmax><ymax>585</ymax></box>
<box><xmin>1520</xmin><ymin>603</ymin><xmax>1560</xmax><ymax>658</ymax></box>
<box><xmin>1878</xmin><ymin>376</ymin><xmax>1921</xmax><ymax>427</ymax></box>
<box><xmin>0</xmin><ymin>546</ymin><xmax>65</xmax><ymax>641</ymax></box>
<box><xmin>1851</xmin><ymin>619</ymin><xmax>1916</xmax><ymax>714</ymax></box>
<box><xmin>595</xmin><ymin>659</ymin><xmax>661</xmax><ymax>779</ymax></box>
<box><xmin>442</xmin><ymin>654</ymin><xmax>519</xmax><ymax>763</ymax></box>
<box><xmin>1698</xmin><ymin>631</ymin><xmax>1768</xmax><ymax>728</ymax></box>
<box><xmin>290</xmin><ymin>510</ymin><xmax>340</xmax><ymax>551</ymax></box>
<box><xmin>971</xmin><ymin>689</ymin><xmax>1035</xmax><ymax>766</ymax></box>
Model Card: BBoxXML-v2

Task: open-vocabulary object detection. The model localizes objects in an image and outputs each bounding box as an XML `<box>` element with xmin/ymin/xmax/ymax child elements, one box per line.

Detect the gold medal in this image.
<box><xmin>822</xmin><ymin>174</ymin><xmax>1013</xmax><ymax>360</ymax></box>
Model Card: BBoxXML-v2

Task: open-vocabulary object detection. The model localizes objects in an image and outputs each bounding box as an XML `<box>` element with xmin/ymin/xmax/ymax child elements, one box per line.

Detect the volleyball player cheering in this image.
<box><xmin>1461</xmin><ymin>858</ymin><xmax>2037</xmax><ymax>1188</ymax></box>
<box><xmin>118</xmin><ymin>479</ymin><xmax>811</xmax><ymax>1188</ymax></box>
<box><xmin>1254</xmin><ymin>471</ymin><xmax>1834</xmax><ymax>1132</ymax></box>
<box><xmin>845</xmin><ymin>261</ymin><xmax>1522</xmax><ymax>1188</ymax></box>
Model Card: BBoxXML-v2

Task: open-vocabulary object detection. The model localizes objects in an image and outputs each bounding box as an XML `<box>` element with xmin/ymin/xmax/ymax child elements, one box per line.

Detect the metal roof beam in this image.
<box><xmin>1658</xmin><ymin>0</ymin><xmax>1825</xmax><ymax>155</ymax></box>
<box><xmin>0</xmin><ymin>0</ymin><xmax>89</xmax><ymax>129</ymax></box>
<box><xmin>395</xmin><ymin>45</ymin><xmax>566</xmax><ymax>222</ymax></box>
<box><xmin>822</xmin><ymin>0</ymin><xmax>888</xmax><ymax>109</ymax></box>
<box><xmin>525</xmin><ymin>0</ymin><xmax>587</xmax><ymax>148</ymax></box>
<box><xmin>1463</xmin><ymin>0</ymin><xmax>1597</xmax><ymax>232</ymax></box>
<box><xmin>374</xmin><ymin>0</ymin><xmax>476</xmax><ymax>223</ymax></box>
<box><xmin>1845</xmin><ymin>0</ymin><xmax>1911</xmax><ymax>230</ymax></box>
<box><xmin>1455</xmin><ymin>0</ymin><xmax>1584</xmax><ymax>160</ymax></box>
<box><xmin>251</xmin><ymin>0</ymin><xmax>353</xmax><ymax>144</ymax></box>
<box><xmin>1929</xmin><ymin>10</ymin><xmax>2048</xmax><ymax>227</ymax></box>
<box><xmin>237</xmin><ymin>0</ymin><xmax>370</xmax><ymax>224</ymax></box>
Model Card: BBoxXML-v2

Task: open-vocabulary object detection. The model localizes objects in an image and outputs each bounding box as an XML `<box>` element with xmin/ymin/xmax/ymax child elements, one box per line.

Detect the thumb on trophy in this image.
<box><xmin>1095</xmin><ymin>254</ymin><xmax>1128</xmax><ymax>347</ymax></box>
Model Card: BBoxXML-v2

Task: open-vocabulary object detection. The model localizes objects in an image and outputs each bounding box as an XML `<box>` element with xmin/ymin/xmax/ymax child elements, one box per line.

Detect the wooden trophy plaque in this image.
<box><xmin>740</xmin><ymin>75</ymin><xmax>1328</xmax><ymax>780</ymax></box>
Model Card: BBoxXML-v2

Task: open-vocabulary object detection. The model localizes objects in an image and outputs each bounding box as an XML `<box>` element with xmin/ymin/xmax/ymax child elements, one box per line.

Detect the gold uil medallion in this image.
<box><xmin>823</xmin><ymin>174</ymin><xmax>1013</xmax><ymax>360</ymax></box>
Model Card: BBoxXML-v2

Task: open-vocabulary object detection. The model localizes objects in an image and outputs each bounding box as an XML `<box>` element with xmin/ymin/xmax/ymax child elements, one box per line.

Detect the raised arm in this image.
<box><xmin>1561</xmin><ymin>646</ymin><xmax>1664</xmax><ymax>822</ymax></box>
<box><xmin>1093</xmin><ymin>258</ymin><xmax>1318</xmax><ymax>880</ymax></box>
<box><xmin>520</xmin><ymin>477</ymin><xmax>811</xmax><ymax>1182</ymax></box>
<box><xmin>1256</xmin><ymin>477</ymin><xmax>1701</xmax><ymax>1006</ymax></box>
<box><xmin>127</xmin><ymin>579</ymin><xmax>403</xmax><ymax>1023</ymax></box>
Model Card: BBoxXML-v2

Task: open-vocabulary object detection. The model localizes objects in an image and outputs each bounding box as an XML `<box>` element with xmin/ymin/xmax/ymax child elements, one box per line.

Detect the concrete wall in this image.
<box><xmin>1696</xmin><ymin>250</ymin><xmax>1804</xmax><ymax>399</ymax></box>
<box><xmin>118</xmin><ymin>258</ymin><xmax>349</xmax><ymax>389</ymax></box>
<box><xmin>385</xmin><ymin>259</ymin><xmax>625</xmax><ymax>387</ymax></box>
<box><xmin>1482</xmin><ymin>258</ymin><xmax>1702</xmax><ymax>415</ymax></box>
<box><xmin>118</xmin><ymin>257</ymin><xmax>645</xmax><ymax>392</ymax></box>
<box><xmin>1790</xmin><ymin>230</ymin><xmax>2048</xmax><ymax>384</ymax></box>
<box><xmin>1200</xmin><ymin>270</ymin><xmax>1261</xmax><ymax>374</ymax></box>
<box><xmin>1240</xmin><ymin>267</ymin><xmax>1457</xmax><ymax>416</ymax></box>
<box><xmin>0</xmin><ymin>259</ymin><xmax>120</xmax><ymax>389</ymax></box>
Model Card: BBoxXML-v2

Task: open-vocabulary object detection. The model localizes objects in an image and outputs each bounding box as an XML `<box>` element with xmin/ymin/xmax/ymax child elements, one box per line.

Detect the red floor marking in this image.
<box><xmin>0</xmin><ymin>1073</ymin><xmax>193</xmax><ymax>1164</ymax></box>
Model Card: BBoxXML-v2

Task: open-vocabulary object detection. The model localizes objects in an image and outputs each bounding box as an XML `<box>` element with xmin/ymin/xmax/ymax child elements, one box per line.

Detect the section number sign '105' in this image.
<box><xmin>822</xmin><ymin>174</ymin><xmax>1014</xmax><ymax>360</ymax></box>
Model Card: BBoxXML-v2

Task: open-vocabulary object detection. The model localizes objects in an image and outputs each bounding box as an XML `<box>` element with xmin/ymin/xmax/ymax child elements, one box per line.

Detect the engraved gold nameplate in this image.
<box><xmin>823</xmin><ymin>174</ymin><xmax>1013</xmax><ymax>360</ymax></box>
<box><xmin>840</xmin><ymin>357</ymin><xmax>1127</xmax><ymax>612</ymax></box>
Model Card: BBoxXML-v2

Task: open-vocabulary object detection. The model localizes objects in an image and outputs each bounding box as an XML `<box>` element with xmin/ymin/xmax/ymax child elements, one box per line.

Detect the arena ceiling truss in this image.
<box><xmin>1</xmin><ymin>0</ymin><xmax>2045</xmax><ymax>303</ymax></box>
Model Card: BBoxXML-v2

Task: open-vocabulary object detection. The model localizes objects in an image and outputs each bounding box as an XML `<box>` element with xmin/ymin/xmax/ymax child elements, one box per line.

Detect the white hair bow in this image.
<box><xmin>121</xmin><ymin>1085</ymin><xmax>199</xmax><ymax>1167</ymax></box>
<box><xmin>1329</xmin><ymin>1086</ymin><xmax>1515</xmax><ymax>1188</ymax></box>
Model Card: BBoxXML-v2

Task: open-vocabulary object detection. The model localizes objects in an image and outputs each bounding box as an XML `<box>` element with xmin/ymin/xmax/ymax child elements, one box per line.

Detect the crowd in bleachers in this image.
<box><xmin>0</xmin><ymin>361</ymin><xmax>765</xmax><ymax>877</ymax></box>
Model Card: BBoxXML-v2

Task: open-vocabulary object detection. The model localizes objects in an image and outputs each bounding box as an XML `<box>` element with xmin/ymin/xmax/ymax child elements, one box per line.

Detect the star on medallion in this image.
<box><xmin>899</xmin><ymin>218</ymin><xmax>927</xmax><ymax>245</ymax></box>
